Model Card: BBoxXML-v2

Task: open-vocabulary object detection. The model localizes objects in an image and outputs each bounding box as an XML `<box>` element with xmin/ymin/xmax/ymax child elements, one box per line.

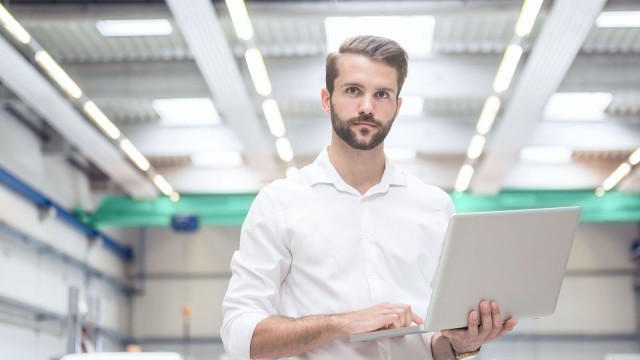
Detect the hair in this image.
<box><xmin>325</xmin><ymin>35</ymin><xmax>409</xmax><ymax>98</ymax></box>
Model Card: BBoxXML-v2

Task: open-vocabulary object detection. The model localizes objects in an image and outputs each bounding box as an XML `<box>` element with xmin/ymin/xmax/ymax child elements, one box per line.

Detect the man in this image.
<box><xmin>222</xmin><ymin>35</ymin><xmax>517</xmax><ymax>360</ymax></box>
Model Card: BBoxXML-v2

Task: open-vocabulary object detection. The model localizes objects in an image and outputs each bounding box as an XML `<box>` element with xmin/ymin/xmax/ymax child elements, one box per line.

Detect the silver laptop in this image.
<box><xmin>350</xmin><ymin>207</ymin><xmax>580</xmax><ymax>342</ymax></box>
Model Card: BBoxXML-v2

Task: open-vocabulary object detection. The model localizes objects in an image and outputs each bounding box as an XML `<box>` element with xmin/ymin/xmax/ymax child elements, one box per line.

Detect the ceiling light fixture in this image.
<box><xmin>325</xmin><ymin>16</ymin><xmax>435</xmax><ymax>55</ymax></box>
<box><xmin>476</xmin><ymin>96</ymin><xmax>501</xmax><ymax>135</ymax></box>
<box><xmin>275</xmin><ymin>137</ymin><xmax>294</xmax><ymax>162</ymax></box>
<box><xmin>602</xmin><ymin>163</ymin><xmax>632</xmax><ymax>191</ymax></box>
<box><xmin>466</xmin><ymin>134</ymin><xmax>486</xmax><ymax>160</ymax></box>
<box><xmin>83</xmin><ymin>101</ymin><xmax>121</xmax><ymax>140</ymax></box>
<box><xmin>96</xmin><ymin>19</ymin><xmax>173</xmax><ymax>37</ymax></box>
<box><xmin>245</xmin><ymin>48</ymin><xmax>272</xmax><ymax>96</ymax></box>
<box><xmin>629</xmin><ymin>148</ymin><xmax>640</xmax><ymax>165</ymax></box>
<box><xmin>454</xmin><ymin>164</ymin><xmax>475</xmax><ymax>193</ymax></box>
<box><xmin>262</xmin><ymin>99</ymin><xmax>286</xmax><ymax>137</ymax></box>
<box><xmin>35</xmin><ymin>51</ymin><xmax>83</xmax><ymax>99</ymax></box>
<box><xmin>153</xmin><ymin>174</ymin><xmax>174</xmax><ymax>196</ymax></box>
<box><xmin>596</xmin><ymin>11</ymin><xmax>640</xmax><ymax>28</ymax></box>
<box><xmin>119</xmin><ymin>139</ymin><xmax>150</xmax><ymax>171</ymax></box>
<box><xmin>170</xmin><ymin>192</ymin><xmax>180</xmax><ymax>202</ymax></box>
<box><xmin>493</xmin><ymin>44</ymin><xmax>523</xmax><ymax>93</ymax></box>
<box><xmin>225</xmin><ymin>0</ymin><xmax>254</xmax><ymax>40</ymax></box>
<box><xmin>514</xmin><ymin>0</ymin><xmax>544</xmax><ymax>37</ymax></box>
<box><xmin>0</xmin><ymin>4</ymin><xmax>31</xmax><ymax>44</ymax></box>
<box><xmin>519</xmin><ymin>146</ymin><xmax>573</xmax><ymax>163</ymax></box>
<box><xmin>544</xmin><ymin>92</ymin><xmax>612</xmax><ymax>121</ymax></box>
<box><xmin>152</xmin><ymin>98</ymin><xmax>221</xmax><ymax>126</ymax></box>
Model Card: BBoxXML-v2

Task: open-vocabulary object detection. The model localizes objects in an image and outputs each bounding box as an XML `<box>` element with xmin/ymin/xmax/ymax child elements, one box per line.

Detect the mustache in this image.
<box><xmin>348</xmin><ymin>114</ymin><xmax>383</xmax><ymax>127</ymax></box>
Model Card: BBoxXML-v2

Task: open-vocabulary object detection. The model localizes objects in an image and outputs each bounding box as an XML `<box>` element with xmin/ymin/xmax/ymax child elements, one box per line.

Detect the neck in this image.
<box><xmin>327</xmin><ymin>134</ymin><xmax>386</xmax><ymax>195</ymax></box>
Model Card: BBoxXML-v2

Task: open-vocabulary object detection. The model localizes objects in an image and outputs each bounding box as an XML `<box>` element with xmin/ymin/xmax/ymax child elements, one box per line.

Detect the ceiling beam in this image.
<box><xmin>165</xmin><ymin>0</ymin><xmax>281</xmax><ymax>185</ymax></box>
<box><xmin>471</xmin><ymin>0</ymin><xmax>608</xmax><ymax>194</ymax></box>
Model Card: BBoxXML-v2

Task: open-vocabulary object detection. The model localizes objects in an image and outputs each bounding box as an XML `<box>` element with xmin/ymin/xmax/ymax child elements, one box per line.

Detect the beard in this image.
<box><xmin>330</xmin><ymin>103</ymin><xmax>394</xmax><ymax>151</ymax></box>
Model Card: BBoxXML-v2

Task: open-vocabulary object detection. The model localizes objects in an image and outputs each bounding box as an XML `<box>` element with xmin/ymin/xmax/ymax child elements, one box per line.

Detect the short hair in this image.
<box><xmin>325</xmin><ymin>35</ymin><xmax>409</xmax><ymax>98</ymax></box>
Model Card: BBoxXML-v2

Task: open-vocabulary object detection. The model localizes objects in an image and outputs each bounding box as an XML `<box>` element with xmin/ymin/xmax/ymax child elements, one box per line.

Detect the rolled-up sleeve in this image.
<box><xmin>221</xmin><ymin>188</ymin><xmax>291</xmax><ymax>359</ymax></box>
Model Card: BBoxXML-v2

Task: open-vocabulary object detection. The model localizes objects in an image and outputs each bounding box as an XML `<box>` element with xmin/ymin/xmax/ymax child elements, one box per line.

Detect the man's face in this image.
<box><xmin>322</xmin><ymin>53</ymin><xmax>402</xmax><ymax>151</ymax></box>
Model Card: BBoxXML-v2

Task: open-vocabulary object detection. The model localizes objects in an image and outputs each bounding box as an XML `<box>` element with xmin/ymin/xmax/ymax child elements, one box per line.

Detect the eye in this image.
<box><xmin>376</xmin><ymin>91</ymin><xmax>390</xmax><ymax>99</ymax></box>
<box><xmin>345</xmin><ymin>87</ymin><xmax>359</xmax><ymax>95</ymax></box>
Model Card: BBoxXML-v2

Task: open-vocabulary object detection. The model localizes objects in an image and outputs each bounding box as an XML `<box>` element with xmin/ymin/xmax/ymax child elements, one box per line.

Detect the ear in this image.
<box><xmin>321</xmin><ymin>88</ymin><xmax>331</xmax><ymax>116</ymax></box>
<box><xmin>394</xmin><ymin>96</ymin><xmax>403</xmax><ymax>119</ymax></box>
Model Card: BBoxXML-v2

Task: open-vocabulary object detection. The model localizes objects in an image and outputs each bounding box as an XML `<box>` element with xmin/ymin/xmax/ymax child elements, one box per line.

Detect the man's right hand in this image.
<box><xmin>335</xmin><ymin>303</ymin><xmax>424</xmax><ymax>336</ymax></box>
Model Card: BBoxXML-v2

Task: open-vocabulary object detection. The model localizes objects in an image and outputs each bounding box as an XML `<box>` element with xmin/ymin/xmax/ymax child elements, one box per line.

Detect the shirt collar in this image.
<box><xmin>305</xmin><ymin>146</ymin><xmax>408</xmax><ymax>193</ymax></box>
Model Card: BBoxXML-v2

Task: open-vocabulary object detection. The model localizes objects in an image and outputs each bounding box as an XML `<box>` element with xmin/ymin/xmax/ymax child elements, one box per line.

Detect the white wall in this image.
<box><xmin>0</xmin><ymin>109</ymin><xmax>131</xmax><ymax>359</ymax></box>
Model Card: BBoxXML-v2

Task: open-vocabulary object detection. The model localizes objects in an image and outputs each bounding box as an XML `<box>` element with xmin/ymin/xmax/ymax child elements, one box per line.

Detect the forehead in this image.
<box><xmin>335</xmin><ymin>53</ymin><xmax>399</xmax><ymax>90</ymax></box>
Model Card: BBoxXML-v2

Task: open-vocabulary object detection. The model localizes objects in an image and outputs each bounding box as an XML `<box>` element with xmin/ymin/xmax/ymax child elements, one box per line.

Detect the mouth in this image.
<box><xmin>352</xmin><ymin>121</ymin><xmax>378</xmax><ymax>128</ymax></box>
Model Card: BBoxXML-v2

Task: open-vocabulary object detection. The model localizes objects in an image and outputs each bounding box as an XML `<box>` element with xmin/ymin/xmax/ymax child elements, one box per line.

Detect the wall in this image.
<box><xmin>0</xmin><ymin>107</ymin><xmax>131</xmax><ymax>360</ymax></box>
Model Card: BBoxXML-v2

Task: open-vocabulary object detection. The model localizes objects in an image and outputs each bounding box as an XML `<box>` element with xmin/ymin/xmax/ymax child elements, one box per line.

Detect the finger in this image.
<box><xmin>467</xmin><ymin>310</ymin><xmax>479</xmax><ymax>338</ymax></box>
<box><xmin>412</xmin><ymin>311</ymin><xmax>424</xmax><ymax>325</ymax></box>
<box><xmin>497</xmin><ymin>317</ymin><xmax>518</xmax><ymax>336</ymax></box>
<box><xmin>489</xmin><ymin>302</ymin><xmax>503</xmax><ymax>338</ymax></box>
<box><xmin>402</xmin><ymin>305</ymin><xmax>413</xmax><ymax>326</ymax></box>
<box><xmin>479</xmin><ymin>301</ymin><xmax>493</xmax><ymax>335</ymax></box>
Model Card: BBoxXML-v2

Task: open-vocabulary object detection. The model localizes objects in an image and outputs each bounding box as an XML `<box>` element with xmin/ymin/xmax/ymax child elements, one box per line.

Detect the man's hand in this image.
<box><xmin>441</xmin><ymin>300</ymin><xmax>517</xmax><ymax>354</ymax></box>
<box><xmin>336</xmin><ymin>303</ymin><xmax>424</xmax><ymax>335</ymax></box>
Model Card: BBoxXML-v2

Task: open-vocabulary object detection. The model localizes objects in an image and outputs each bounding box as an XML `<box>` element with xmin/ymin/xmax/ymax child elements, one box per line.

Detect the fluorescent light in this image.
<box><xmin>544</xmin><ymin>92</ymin><xmax>612</xmax><ymax>121</ymax></box>
<box><xmin>170</xmin><ymin>192</ymin><xmax>180</xmax><ymax>202</ymax></box>
<box><xmin>325</xmin><ymin>16</ymin><xmax>435</xmax><ymax>55</ymax></box>
<box><xmin>466</xmin><ymin>134</ymin><xmax>486</xmax><ymax>160</ymax></box>
<box><xmin>385</xmin><ymin>148</ymin><xmax>417</xmax><ymax>160</ymax></box>
<box><xmin>119</xmin><ymin>139</ymin><xmax>150</xmax><ymax>171</ymax></box>
<box><xmin>191</xmin><ymin>151</ymin><xmax>243</xmax><ymax>167</ymax></box>
<box><xmin>275</xmin><ymin>137</ymin><xmax>294</xmax><ymax>162</ymax></box>
<box><xmin>83</xmin><ymin>101</ymin><xmax>121</xmax><ymax>140</ymax></box>
<box><xmin>153</xmin><ymin>174</ymin><xmax>174</xmax><ymax>196</ymax></box>
<box><xmin>595</xmin><ymin>187</ymin><xmax>605</xmax><ymax>197</ymax></box>
<box><xmin>399</xmin><ymin>96</ymin><xmax>424</xmax><ymax>116</ymax></box>
<box><xmin>262</xmin><ymin>99</ymin><xmax>286</xmax><ymax>137</ymax></box>
<box><xmin>519</xmin><ymin>146</ymin><xmax>573</xmax><ymax>163</ymax></box>
<box><xmin>96</xmin><ymin>19</ymin><xmax>172</xmax><ymax>37</ymax></box>
<box><xmin>152</xmin><ymin>98</ymin><xmax>220</xmax><ymax>126</ymax></box>
<box><xmin>0</xmin><ymin>4</ymin><xmax>31</xmax><ymax>44</ymax></box>
<box><xmin>286</xmin><ymin>166</ymin><xmax>298</xmax><ymax>178</ymax></box>
<box><xmin>493</xmin><ymin>44</ymin><xmax>523</xmax><ymax>93</ymax></box>
<box><xmin>596</xmin><ymin>11</ymin><xmax>640</xmax><ymax>28</ymax></box>
<box><xmin>245</xmin><ymin>48</ymin><xmax>272</xmax><ymax>96</ymax></box>
<box><xmin>454</xmin><ymin>164</ymin><xmax>475</xmax><ymax>192</ymax></box>
<box><xmin>225</xmin><ymin>0</ymin><xmax>254</xmax><ymax>40</ymax></box>
<box><xmin>602</xmin><ymin>163</ymin><xmax>632</xmax><ymax>191</ymax></box>
<box><xmin>514</xmin><ymin>0</ymin><xmax>544</xmax><ymax>37</ymax></box>
<box><xmin>629</xmin><ymin>148</ymin><xmax>640</xmax><ymax>165</ymax></box>
<box><xmin>35</xmin><ymin>51</ymin><xmax>83</xmax><ymax>99</ymax></box>
<box><xmin>476</xmin><ymin>96</ymin><xmax>501</xmax><ymax>135</ymax></box>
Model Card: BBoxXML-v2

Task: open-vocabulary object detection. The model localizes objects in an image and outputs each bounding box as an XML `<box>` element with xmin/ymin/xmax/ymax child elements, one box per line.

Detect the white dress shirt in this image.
<box><xmin>221</xmin><ymin>148</ymin><xmax>455</xmax><ymax>360</ymax></box>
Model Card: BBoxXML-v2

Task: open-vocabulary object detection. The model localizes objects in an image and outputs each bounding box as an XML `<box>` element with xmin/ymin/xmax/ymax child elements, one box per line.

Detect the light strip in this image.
<box><xmin>514</xmin><ymin>0</ymin><xmax>544</xmax><ymax>37</ymax></box>
<box><xmin>602</xmin><ymin>163</ymin><xmax>632</xmax><ymax>191</ymax></box>
<box><xmin>262</xmin><ymin>99</ymin><xmax>286</xmax><ymax>137</ymax></box>
<box><xmin>493</xmin><ymin>44</ymin><xmax>523</xmax><ymax>93</ymax></box>
<box><xmin>466</xmin><ymin>135</ymin><xmax>486</xmax><ymax>160</ymax></box>
<box><xmin>275</xmin><ymin>137</ymin><xmax>294</xmax><ymax>162</ymax></box>
<box><xmin>119</xmin><ymin>139</ymin><xmax>150</xmax><ymax>171</ymax></box>
<box><xmin>35</xmin><ymin>51</ymin><xmax>83</xmax><ymax>99</ymax></box>
<box><xmin>0</xmin><ymin>4</ymin><xmax>31</xmax><ymax>44</ymax></box>
<box><xmin>225</xmin><ymin>0</ymin><xmax>254</xmax><ymax>40</ymax></box>
<box><xmin>596</xmin><ymin>11</ymin><xmax>640</xmax><ymax>28</ymax></box>
<box><xmin>96</xmin><ymin>19</ymin><xmax>173</xmax><ymax>37</ymax></box>
<box><xmin>476</xmin><ymin>96</ymin><xmax>501</xmax><ymax>135</ymax></box>
<box><xmin>455</xmin><ymin>164</ymin><xmax>475</xmax><ymax>192</ymax></box>
<box><xmin>153</xmin><ymin>174</ymin><xmax>174</xmax><ymax>196</ymax></box>
<box><xmin>82</xmin><ymin>101</ymin><xmax>121</xmax><ymax>140</ymax></box>
<box><xmin>245</xmin><ymin>48</ymin><xmax>272</xmax><ymax>96</ymax></box>
<box><xmin>627</xmin><ymin>148</ymin><xmax>640</xmax><ymax>165</ymax></box>
<box><xmin>170</xmin><ymin>192</ymin><xmax>180</xmax><ymax>202</ymax></box>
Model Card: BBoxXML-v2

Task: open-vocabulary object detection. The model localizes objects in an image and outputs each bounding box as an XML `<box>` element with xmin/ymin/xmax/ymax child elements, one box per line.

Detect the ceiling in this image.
<box><xmin>0</xmin><ymin>0</ymin><xmax>639</xmax><ymax>203</ymax></box>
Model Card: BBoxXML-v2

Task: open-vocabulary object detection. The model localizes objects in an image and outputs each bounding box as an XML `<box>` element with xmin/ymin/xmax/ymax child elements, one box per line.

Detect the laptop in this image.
<box><xmin>350</xmin><ymin>206</ymin><xmax>580</xmax><ymax>342</ymax></box>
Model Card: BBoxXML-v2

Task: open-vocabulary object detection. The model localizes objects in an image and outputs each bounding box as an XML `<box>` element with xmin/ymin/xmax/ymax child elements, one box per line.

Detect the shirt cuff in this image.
<box><xmin>224</xmin><ymin>312</ymin><xmax>270</xmax><ymax>360</ymax></box>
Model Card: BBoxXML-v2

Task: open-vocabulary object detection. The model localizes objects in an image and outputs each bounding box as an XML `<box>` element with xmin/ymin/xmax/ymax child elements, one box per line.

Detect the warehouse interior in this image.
<box><xmin>0</xmin><ymin>0</ymin><xmax>639</xmax><ymax>359</ymax></box>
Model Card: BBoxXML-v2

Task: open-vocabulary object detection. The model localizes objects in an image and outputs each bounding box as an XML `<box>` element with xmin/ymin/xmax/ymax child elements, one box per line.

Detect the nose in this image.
<box><xmin>358</xmin><ymin>96</ymin><xmax>374</xmax><ymax>116</ymax></box>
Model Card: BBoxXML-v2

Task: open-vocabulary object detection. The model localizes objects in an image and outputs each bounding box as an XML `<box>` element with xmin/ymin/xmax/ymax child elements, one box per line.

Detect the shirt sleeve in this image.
<box><xmin>221</xmin><ymin>189</ymin><xmax>291</xmax><ymax>360</ymax></box>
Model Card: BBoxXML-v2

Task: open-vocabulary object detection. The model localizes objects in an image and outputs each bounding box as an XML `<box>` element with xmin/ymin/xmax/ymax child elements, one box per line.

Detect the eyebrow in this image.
<box><xmin>341</xmin><ymin>82</ymin><xmax>397</xmax><ymax>95</ymax></box>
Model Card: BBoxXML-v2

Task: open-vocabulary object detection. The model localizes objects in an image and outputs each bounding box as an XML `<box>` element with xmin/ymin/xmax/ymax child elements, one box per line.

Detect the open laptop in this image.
<box><xmin>350</xmin><ymin>206</ymin><xmax>580</xmax><ymax>342</ymax></box>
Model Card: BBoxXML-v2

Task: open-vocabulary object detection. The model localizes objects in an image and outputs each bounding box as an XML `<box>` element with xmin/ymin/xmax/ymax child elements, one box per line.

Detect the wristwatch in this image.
<box><xmin>450</xmin><ymin>343</ymin><xmax>481</xmax><ymax>359</ymax></box>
